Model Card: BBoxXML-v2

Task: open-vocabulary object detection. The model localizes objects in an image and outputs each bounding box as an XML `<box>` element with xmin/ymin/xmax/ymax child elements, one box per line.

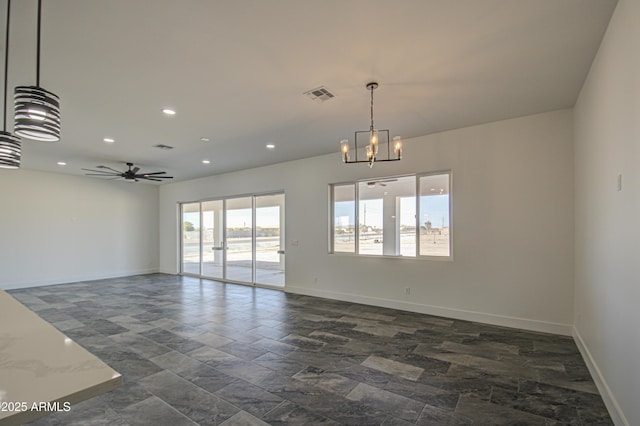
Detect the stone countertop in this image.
<box><xmin>0</xmin><ymin>290</ymin><xmax>122</xmax><ymax>425</ymax></box>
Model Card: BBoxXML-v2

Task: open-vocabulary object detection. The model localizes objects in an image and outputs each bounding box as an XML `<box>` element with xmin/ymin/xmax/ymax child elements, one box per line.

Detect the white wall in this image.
<box><xmin>573</xmin><ymin>0</ymin><xmax>638</xmax><ymax>424</ymax></box>
<box><xmin>0</xmin><ymin>169</ymin><xmax>159</xmax><ymax>290</ymax></box>
<box><xmin>160</xmin><ymin>109</ymin><xmax>574</xmax><ymax>335</ymax></box>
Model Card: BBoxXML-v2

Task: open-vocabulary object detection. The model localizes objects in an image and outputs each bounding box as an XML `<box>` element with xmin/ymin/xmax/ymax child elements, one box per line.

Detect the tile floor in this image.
<box><xmin>8</xmin><ymin>274</ymin><xmax>612</xmax><ymax>425</ymax></box>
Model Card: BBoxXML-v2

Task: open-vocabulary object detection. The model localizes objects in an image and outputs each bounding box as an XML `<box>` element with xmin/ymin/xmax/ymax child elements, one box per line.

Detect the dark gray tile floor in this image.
<box><xmin>8</xmin><ymin>274</ymin><xmax>612</xmax><ymax>425</ymax></box>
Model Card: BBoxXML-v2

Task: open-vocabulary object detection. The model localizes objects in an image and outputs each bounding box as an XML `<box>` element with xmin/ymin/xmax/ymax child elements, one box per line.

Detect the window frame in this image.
<box><xmin>329</xmin><ymin>170</ymin><xmax>452</xmax><ymax>260</ymax></box>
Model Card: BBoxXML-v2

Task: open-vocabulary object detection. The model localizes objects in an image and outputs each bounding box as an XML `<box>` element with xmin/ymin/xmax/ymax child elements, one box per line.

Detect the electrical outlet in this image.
<box><xmin>404</xmin><ymin>287</ymin><xmax>411</xmax><ymax>295</ymax></box>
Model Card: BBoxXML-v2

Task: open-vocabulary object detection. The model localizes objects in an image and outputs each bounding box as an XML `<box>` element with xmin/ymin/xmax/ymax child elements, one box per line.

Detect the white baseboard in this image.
<box><xmin>573</xmin><ymin>327</ymin><xmax>629</xmax><ymax>426</ymax></box>
<box><xmin>285</xmin><ymin>285</ymin><xmax>573</xmax><ymax>336</ymax></box>
<box><xmin>1</xmin><ymin>268</ymin><xmax>160</xmax><ymax>290</ymax></box>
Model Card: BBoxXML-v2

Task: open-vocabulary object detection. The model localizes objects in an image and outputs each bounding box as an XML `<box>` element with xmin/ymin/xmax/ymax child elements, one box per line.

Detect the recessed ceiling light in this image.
<box><xmin>202</xmin><ymin>160</ymin><xmax>211</xmax><ymax>164</ymax></box>
<box><xmin>200</xmin><ymin>137</ymin><xmax>210</xmax><ymax>142</ymax></box>
<box><xmin>57</xmin><ymin>161</ymin><xmax>66</xmax><ymax>166</ymax></box>
<box><xmin>162</xmin><ymin>108</ymin><xmax>176</xmax><ymax>115</ymax></box>
<box><xmin>266</xmin><ymin>144</ymin><xmax>275</xmax><ymax>149</ymax></box>
<box><xmin>103</xmin><ymin>137</ymin><xmax>115</xmax><ymax>143</ymax></box>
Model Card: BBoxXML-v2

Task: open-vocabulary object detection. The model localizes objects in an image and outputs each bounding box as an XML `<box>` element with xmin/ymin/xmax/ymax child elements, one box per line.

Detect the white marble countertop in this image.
<box><xmin>0</xmin><ymin>290</ymin><xmax>122</xmax><ymax>425</ymax></box>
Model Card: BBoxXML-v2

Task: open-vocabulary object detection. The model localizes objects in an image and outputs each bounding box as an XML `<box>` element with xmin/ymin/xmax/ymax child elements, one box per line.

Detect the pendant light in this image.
<box><xmin>340</xmin><ymin>82</ymin><xmax>402</xmax><ymax>168</ymax></box>
<box><xmin>0</xmin><ymin>0</ymin><xmax>20</xmax><ymax>169</ymax></box>
<box><xmin>14</xmin><ymin>0</ymin><xmax>60</xmax><ymax>142</ymax></box>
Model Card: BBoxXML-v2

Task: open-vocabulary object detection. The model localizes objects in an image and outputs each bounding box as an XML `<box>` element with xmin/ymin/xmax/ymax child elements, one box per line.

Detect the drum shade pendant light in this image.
<box><xmin>14</xmin><ymin>0</ymin><xmax>60</xmax><ymax>142</ymax></box>
<box><xmin>340</xmin><ymin>82</ymin><xmax>402</xmax><ymax>168</ymax></box>
<box><xmin>0</xmin><ymin>0</ymin><xmax>21</xmax><ymax>169</ymax></box>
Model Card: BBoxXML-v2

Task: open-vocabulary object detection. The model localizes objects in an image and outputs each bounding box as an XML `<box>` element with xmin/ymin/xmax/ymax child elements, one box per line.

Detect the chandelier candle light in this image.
<box><xmin>14</xmin><ymin>0</ymin><xmax>60</xmax><ymax>142</ymax></box>
<box><xmin>0</xmin><ymin>0</ymin><xmax>21</xmax><ymax>169</ymax></box>
<box><xmin>340</xmin><ymin>82</ymin><xmax>402</xmax><ymax>168</ymax></box>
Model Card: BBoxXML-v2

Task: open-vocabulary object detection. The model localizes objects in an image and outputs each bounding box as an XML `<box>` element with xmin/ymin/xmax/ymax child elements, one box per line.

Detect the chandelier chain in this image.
<box><xmin>370</xmin><ymin>85</ymin><xmax>374</xmax><ymax>131</ymax></box>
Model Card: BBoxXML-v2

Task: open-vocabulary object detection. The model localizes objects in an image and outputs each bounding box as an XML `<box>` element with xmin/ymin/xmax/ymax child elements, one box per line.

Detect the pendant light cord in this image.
<box><xmin>3</xmin><ymin>0</ymin><xmax>11</xmax><ymax>131</ymax></box>
<box><xmin>36</xmin><ymin>0</ymin><xmax>41</xmax><ymax>87</ymax></box>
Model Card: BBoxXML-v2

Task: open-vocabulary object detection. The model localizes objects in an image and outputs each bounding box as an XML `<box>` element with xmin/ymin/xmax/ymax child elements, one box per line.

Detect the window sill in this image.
<box><xmin>328</xmin><ymin>251</ymin><xmax>453</xmax><ymax>262</ymax></box>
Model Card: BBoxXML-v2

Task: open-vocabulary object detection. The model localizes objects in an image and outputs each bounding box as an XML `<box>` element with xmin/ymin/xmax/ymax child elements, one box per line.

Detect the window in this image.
<box><xmin>330</xmin><ymin>172</ymin><xmax>451</xmax><ymax>258</ymax></box>
<box><xmin>332</xmin><ymin>184</ymin><xmax>355</xmax><ymax>253</ymax></box>
<box><xmin>419</xmin><ymin>174</ymin><xmax>451</xmax><ymax>256</ymax></box>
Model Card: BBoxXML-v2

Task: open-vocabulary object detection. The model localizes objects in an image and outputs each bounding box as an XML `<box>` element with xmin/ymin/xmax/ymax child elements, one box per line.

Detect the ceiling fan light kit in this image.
<box><xmin>0</xmin><ymin>0</ymin><xmax>21</xmax><ymax>169</ymax></box>
<box><xmin>340</xmin><ymin>82</ymin><xmax>402</xmax><ymax>168</ymax></box>
<box><xmin>14</xmin><ymin>0</ymin><xmax>61</xmax><ymax>142</ymax></box>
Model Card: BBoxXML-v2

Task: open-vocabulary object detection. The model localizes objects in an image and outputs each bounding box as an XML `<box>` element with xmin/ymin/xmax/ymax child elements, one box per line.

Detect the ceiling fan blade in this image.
<box><xmin>140</xmin><ymin>171</ymin><xmax>167</xmax><ymax>175</ymax></box>
<box><xmin>140</xmin><ymin>174</ymin><xmax>173</xmax><ymax>179</ymax></box>
<box><xmin>84</xmin><ymin>173</ymin><xmax>122</xmax><ymax>176</ymax></box>
<box><xmin>96</xmin><ymin>166</ymin><xmax>123</xmax><ymax>174</ymax></box>
<box><xmin>143</xmin><ymin>175</ymin><xmax>173</xmax><ymax>179</ymax></box>
<box><xmin>142</xmin><ymin>177</ymin><xmax>162</xmax><ymax>182</ymax></box>
<box><xmin>131</xmin><ymin>167</ymin><xmax>140</xmax><ymax>174</ymax></box>
<box><xmin>82</xmin><ymin>168</ymin><xmax>118</xmax><ymax>174</ymax></box>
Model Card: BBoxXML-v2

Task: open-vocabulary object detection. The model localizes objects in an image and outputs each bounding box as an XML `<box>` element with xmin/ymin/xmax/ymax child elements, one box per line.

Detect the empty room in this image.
<box><xmin>0</xmin><ymin>0</ymin><xmax>637</xmax><ymax>425</ymax></box>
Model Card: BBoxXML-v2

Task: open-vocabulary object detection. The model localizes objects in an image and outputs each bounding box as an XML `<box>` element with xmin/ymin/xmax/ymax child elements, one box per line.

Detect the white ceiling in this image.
<box><xmin>3</xmin><ymin>0</ymin><xmax>616</xmax><ymax>182</ymax></box>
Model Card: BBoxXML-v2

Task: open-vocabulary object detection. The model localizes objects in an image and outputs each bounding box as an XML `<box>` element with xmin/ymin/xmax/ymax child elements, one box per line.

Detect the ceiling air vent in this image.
<box><xmin>153</xmin><ymin>144</ymin><xmax>174</xmax><ymax>150</ymax></box>
<box><xmin>304</xmin><ymin>86</ymin><xmax>335</xmax><ymax>102</ymax></box>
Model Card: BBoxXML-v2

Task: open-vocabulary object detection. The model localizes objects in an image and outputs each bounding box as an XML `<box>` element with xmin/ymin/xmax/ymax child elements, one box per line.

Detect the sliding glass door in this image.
<box><xmin>180</xmin><ymin>193</ymin><xmax>285</xmax><ymax>288</ymax></box>
<box><xmin>181</xmin><ymin>202</ymin><xmax>201</xmax><ymax>275</ymax></box>
<box><xmin>225</xmin><ymin>197</ymin><xmax>254</xmax><ymax>283</ymax></box>
<box><xmin>255</xmin><ymin>194</ymin><xmax>285</xmax><ymax>287</ymax></box>
<box><xmin>202</xmin><ymin>200</ymin><xmax>224</xmax><ymax>280</ymax></box>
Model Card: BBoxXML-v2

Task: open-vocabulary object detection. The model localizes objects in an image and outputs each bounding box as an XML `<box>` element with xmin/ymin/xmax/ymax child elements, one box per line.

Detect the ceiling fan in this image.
<box><xmin>366</xmin><ymin>178</ymin><xmax>397</xmax><ymax>188</ymax></box>
<box><xmin>82</xmin><ymin>162</ymin><xmax>173</xmax><ymax>182</ymax></box>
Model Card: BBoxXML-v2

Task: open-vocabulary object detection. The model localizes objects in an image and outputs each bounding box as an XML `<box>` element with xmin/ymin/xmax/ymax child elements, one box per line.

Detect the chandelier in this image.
<box><xmin>340</xmin><ymin>82</ymin><xmax>402</xmax><ymax>167</ymax></box>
